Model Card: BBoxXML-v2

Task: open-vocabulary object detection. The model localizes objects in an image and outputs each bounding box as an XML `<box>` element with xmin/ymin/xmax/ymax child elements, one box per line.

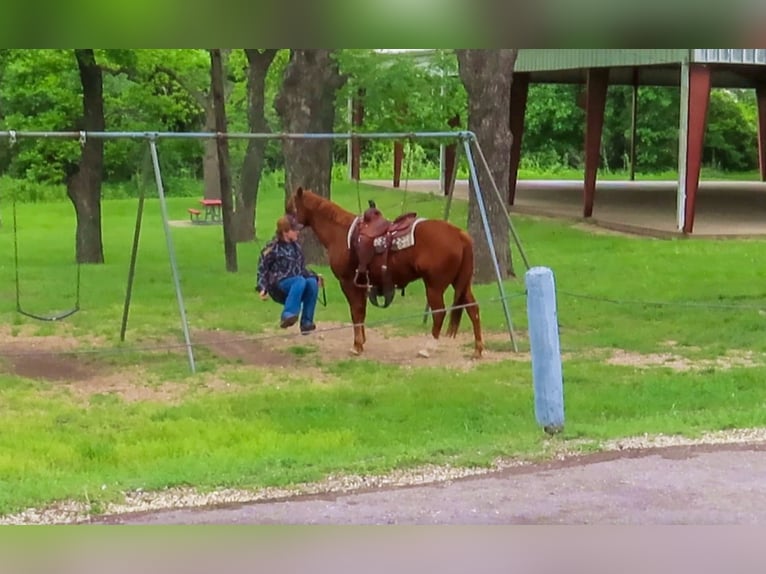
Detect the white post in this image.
<box><xmin>525</xmin><ymin>266</ymin><xmax>564</xmax><ymax>434</ymax></box>
<box><xmin>677</xmin><ymin>57</ymin><xmax>690</xmax><ymax>231</ymax></box>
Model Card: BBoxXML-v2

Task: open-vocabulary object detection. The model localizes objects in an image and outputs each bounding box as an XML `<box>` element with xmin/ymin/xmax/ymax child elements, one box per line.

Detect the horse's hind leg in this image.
<box><xmin>425</xmin><ymin>285</ymin><xmax>448</xmax><ymax>340</ymax></box>
<box><xmin>463</xmin><ymin>287</ymin><xmax>484</xmax><ymax>358</ymax></box>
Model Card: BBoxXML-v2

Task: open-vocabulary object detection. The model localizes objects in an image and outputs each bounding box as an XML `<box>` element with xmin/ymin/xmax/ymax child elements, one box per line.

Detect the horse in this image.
<box><xmin>286</xmin><ymin>187</ymin><xmax>484</xmax><ymax>358</ymax></box>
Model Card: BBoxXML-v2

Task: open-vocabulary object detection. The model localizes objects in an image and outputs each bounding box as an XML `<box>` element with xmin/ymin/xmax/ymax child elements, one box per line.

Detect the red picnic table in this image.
<box><xmin>199</xmin><ymin>198</ymin><xmax>222</xmax><ymax>222</ymax></box>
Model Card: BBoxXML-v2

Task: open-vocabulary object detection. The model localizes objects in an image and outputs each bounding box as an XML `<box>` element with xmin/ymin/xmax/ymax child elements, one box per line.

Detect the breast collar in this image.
<box><xmin>346</xmin><ymin>216</ymin><xmax>362</xmax><ymax>249</ymax></box>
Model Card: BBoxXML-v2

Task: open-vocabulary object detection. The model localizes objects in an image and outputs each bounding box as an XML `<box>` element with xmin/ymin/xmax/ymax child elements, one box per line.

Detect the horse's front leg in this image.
<box><xmin>340</xmin><ymin>279</ymin><xmax>367</xmax><ymax>354</ymax></box>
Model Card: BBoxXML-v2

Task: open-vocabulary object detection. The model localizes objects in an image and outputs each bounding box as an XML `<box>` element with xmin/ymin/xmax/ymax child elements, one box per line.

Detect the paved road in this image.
<box><xmin>99</xmin><ymin>442</ymin><xmax>766</xmax><ymax>525</ymax></box>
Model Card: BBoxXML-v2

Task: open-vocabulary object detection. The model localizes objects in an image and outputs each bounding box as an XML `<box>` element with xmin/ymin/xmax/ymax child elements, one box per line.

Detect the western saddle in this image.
<box><xmin>351</xmin><ymin>200</ymin><xmax>419</xmax><ymax>308</ymax></box>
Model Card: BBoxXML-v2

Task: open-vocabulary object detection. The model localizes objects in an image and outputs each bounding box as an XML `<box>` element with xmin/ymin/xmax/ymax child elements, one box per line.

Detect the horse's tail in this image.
<box><xmin>446</xmin><ymin>230</ymin><xmax>475</xmax><ymax>338</ymax></box>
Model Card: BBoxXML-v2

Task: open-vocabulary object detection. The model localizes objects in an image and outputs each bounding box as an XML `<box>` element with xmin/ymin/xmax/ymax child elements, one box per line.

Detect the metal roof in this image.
<box><xmin>370</xmin><ymin>50</ymin><xmax>766</xmax><ymax>88</ymax></box>
<box><xmin>515</xmin><ymin>49</ymin><xmax>766</xmax><ymax>88</ymax></box>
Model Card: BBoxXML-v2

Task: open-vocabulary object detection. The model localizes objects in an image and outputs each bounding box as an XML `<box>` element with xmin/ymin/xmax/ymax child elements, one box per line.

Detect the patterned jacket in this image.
<box><xmin>256</xmin><ymin>237</ymin><xmax>316</xmax><ymax>295</ymax></box>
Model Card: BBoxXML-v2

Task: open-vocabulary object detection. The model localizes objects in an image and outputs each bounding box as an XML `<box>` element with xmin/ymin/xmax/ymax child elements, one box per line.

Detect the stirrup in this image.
<box><xmin>367</xmin><ymin>284</ymin><xmax>395</xmax><ymax>308</ymax></box>
<box><xmin>353</xmin><ymin>270</ymin><xmax>370</xmax><ymax>288</ymax></box>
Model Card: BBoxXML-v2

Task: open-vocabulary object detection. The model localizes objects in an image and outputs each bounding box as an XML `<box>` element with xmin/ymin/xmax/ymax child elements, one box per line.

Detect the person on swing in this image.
<box><xmin>256</xmin><ymin>214</ymin><xmax>321</xmax><ymax>334</ymax></box>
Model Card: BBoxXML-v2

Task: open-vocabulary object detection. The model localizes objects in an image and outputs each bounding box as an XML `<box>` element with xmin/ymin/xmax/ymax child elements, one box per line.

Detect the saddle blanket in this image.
<box><xmin>347</xmin><ymin>216</ymin><xmax>427</xmax><ymax>251</ymax></box>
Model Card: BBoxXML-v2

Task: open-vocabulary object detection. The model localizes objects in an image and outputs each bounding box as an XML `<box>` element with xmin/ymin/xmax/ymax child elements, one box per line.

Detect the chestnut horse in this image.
<box><xmin>286</xmin><ymin>187</ymin><xmax>483</xmax><ymax>358</ymax></box>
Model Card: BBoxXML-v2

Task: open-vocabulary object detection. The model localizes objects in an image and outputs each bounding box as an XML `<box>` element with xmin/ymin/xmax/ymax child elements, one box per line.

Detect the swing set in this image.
<box><xmin>1</xmin><ymin>129</ymin><xmax>528</xmax><ymax>372</ymax></box>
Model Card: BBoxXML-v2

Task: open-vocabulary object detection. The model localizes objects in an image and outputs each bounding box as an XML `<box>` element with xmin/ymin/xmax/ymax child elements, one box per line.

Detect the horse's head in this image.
<box><xmin>286</xmin><ymin>186</ymin><xmax>356</xmax><ymax>243</ymax></box>
<box><xmin>286</xmin><ymin>186</ymin><xmax>311</xmax><ymax>228</ymax></box>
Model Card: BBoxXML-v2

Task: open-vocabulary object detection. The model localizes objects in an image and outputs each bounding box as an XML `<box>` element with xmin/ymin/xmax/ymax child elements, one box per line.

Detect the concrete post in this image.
<box><xmin>525</xmin><ymin>266</ymin><xmax>564</xmax><ymax>434</ymax></box>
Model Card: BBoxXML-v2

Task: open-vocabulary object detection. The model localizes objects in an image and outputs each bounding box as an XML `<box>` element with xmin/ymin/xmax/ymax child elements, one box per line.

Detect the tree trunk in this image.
<box><xmin>456</xmin><ymin>49</ymin><xmax>517</xmax><ymax>283</ymax></box>
<box><xmin>202</xmin><ymin>103</ymin><xmax>221</xmax><ymax>200</ymax></box>
<box><xmin>210</xmin><ymin>49</ymin><xmax>237</xmax><ymax>272</ymax></box>
<box><xmin>202</xmin><ymin>50</ymin><xmax>233</xmax><ymax>201</ymax></box>
<box><xmin>275</xmin><ymin>49</ymin><xmax>346</xmax><ymax>264</ymax></box>
<box><xmin>66</xmin><ymin>49</ymin><xmax>105</xmax><ymax>264</ymax></box>
<box><xmin>235</xmin><ymin>49</ymin><xmax>278</xmax><ymax>243</ymax></box>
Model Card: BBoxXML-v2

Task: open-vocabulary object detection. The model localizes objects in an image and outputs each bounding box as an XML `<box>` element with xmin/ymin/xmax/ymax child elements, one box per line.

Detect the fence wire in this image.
<box><xmin>1</xmin><ymin>286</ymin><xmax>764</xmax><ymax>360</ymax></box>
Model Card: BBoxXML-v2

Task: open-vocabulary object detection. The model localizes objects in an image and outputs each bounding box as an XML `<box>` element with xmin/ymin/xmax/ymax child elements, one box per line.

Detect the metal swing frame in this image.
<box><xmin>9</xmin><ymin>130</ymin><xmax>81</xmax><ymax>322</ymax></box>
<box><xmin>1</xmin><ymin>129</ymin><xmax>528</xmax><ymax>371</ymax></box>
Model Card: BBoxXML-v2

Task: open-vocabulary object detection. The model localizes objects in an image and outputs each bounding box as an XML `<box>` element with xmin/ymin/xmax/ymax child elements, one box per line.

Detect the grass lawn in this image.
<box><xmin>1</xmin><ymin>176</ymin><xmax>766</xmax><ymax>517</ymax></box>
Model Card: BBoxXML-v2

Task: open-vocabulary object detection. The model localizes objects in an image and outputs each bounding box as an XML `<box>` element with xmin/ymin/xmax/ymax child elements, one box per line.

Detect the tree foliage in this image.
<box><xmin>0</xmin><ymin>49</ymin><xmax>761</xmax><ymax>192</ymax></box>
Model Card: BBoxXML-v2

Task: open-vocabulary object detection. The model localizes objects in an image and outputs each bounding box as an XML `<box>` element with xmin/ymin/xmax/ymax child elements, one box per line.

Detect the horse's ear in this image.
<box><xmin>296</xmin><ymin>186</ymin><xmax>304</xmax><ymax>197</ymax></box>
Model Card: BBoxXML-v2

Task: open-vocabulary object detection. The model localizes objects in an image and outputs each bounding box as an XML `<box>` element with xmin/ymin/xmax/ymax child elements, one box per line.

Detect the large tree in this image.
<box><xmin>234</xmin><ymin>49</ymin><xmax>278</xmax><ymax>243</ymax></box>
<box><xmin>66</xmin><ymin>49</ymin><xmax>106</xmax><ymax>264</ymax></box>
<box><xmin>456</xmin><ymin>49</ymin><xmax>517</xmax><ymax>282</ymax></box>
<box><xmin>275</xmin><ymin>49</ymin><xmax>346</xmax><ymax>264</ymax></box>
<box><xmin>209</xmin><ymin>49</ymin><xmax>237</xmax><ymax>272</ymax></box>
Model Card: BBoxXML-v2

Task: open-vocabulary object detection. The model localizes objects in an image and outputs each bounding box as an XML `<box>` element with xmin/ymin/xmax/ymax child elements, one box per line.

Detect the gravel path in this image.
<box><xmin>4</xmin><ymin>428</ymin><xmax>766</xmax><ymax>525</ymax></box>
<box><xmin>101</xmin><ymin>443</ymin><xmax>766</xmax><ymax>525</ymax></box>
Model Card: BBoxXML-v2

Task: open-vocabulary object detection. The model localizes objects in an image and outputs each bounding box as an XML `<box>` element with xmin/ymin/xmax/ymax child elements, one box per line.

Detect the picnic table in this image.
<box><xmin>199</xmin><ymin>198</ymin><xmax>222</xmax><ymax>222</ymax></box>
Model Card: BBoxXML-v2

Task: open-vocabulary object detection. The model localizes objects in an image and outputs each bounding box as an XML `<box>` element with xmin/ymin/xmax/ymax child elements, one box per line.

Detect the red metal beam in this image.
<box><xmin>393</xmin><ymin>140</ymin><xmax>404</xmax><ymax>188</ymax></box>
<box><xmin>442</xmin><ymin>115</ymin><xmax>460</xmax><ymax>197</ymax></box>
<box><xmin>583</xmin><ymin>68</ymin><xmax>609</xmax><ymax>218</ymax></box>
<box><xmin>683</xmin><ymin>64</ymin><xmax>712</xmax><ymax>234</ymax></box>
<box><xmin>756</xmin><ymin>85</ymin><xmax>766</xmax><ymax>182</ymax></box>
<box><xmin>350</xmin><ymin>88</ymin><xmax>365</xmax><ymax>181</ymax></box>
<box><xmin>509</xmin><ymin>73</ymin><xmax>530</xmax><ymax>205</ymax></box>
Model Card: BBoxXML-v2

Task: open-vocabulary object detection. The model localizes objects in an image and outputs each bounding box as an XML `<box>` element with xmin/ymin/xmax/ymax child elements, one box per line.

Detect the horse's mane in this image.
<box><xmin>302</xmin><ymin>189</ymin><xmax>356</xmax><ymax>227</ymax></box>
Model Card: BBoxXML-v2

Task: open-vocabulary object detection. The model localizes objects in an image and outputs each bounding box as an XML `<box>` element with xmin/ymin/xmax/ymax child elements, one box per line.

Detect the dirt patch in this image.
<box><xmin>1</xmin><ymin>351</ymin><xmax>99</xmax><ymax>382</ymax></box>
<box><xmin>201</xmin><ymin>322</ymin><xmax>521</xmax><ymax>370</ymax></box>
<box><xmin>0</xmin><ymin>323</ymin><xmax>521</xmax><ymax>405</ymax></box>
<box><xmin>0</xmin><ymin>327</ymin><xmax>192</xmax><ymax>403</ymax></box>
<box><xmin>194</xmin><ymin>329</ymin><xmax>296</xmax><ymax>368</ymax></box>
<box><xmin>606</xmin><ymin>348</ymin><xmax>761</xmax><ymax>371</ymax></box>
<box><xmin>0</xmin><ymin>326</ymin><xmax>100</xmax><ymax>382</ymax></box>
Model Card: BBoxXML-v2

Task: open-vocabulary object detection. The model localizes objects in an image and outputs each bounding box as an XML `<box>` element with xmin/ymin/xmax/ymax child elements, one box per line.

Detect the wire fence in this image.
<box><xmin>0</xmin><ymin>293</ymin><xmax>527</xmax><ymax>359</ymax></box>
<box><xmin>0</xmin><ymin>286</ymin><xmax>763</xmax><ymax>360</ymax></box>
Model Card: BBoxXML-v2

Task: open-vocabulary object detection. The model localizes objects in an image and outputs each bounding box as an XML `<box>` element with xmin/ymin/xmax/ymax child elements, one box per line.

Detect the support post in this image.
<box><xmin>441</xmin><ymin>115</ymin><xmax>461</xmax><ymax>196</ymax></box>
<box><xmin>755</xmin><ymin>85</ymin><xmax>766</xmax><ymax>181</ymax></box>
<box><xmin>120</xmin><ymin>183</ymin><xmax>146</xmax><ymax>341</ymax></box>
<box><xmin>471</xmin><ymin>139</ymin><xmax>531</xmax><ymax>271</ymax></box>
<box><xmin>677</xmin><ymin>58</ymin><xmax>690</xmax><ymax>231</ymax></box>
<box><xmin>350</xmin><ymin>88</ymin><xmax>364</xmax><ymax>181</ymax></box>
<box><xmin>509</xmin><ymin>73</ymin><xmax>530</xmax><ymax>205</ymax></box>
<box><xmin>525</xmin><ymin>266</ymin><xmax>564</xmax><ymax>434</ymax></box>
<box><xmin>629</xmin><ymin>67</ymin><xmax>639</xmax><ymax>181</ymax></box>
<box><xmin>149</xmin><ymin>139</ymin><xmax>197</xmax><ymax>374</ymax></box>
<box><xmin>683</xmin><ymin>64</ymin><xmax>712</xmax><ymax>234</ymax></box>
<box><xmin>462</xmin><ymin>136</ymin><xmax>517</xmax><ymax>351</ymax></box>
<box><xmin>583</xmin><ymin>68</ymin><xmax>609</xmax><ymax>218</ymax></box>
<box><xmin>393</xmin><ymin>140</ymin><xmax>404</xmax><ymax>188</ymax></box>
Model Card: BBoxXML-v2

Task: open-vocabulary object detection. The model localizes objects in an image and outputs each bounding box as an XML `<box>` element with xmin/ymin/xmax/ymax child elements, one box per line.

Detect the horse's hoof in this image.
<box><xmin>350</xmin><ymin>348</ymin><xmax>360</xmax><ymax>356</ymax></box>
<box><xmin>417</xmin><ymin>349</ymin><xmax>430</xmax><ymax>358</ymax></box>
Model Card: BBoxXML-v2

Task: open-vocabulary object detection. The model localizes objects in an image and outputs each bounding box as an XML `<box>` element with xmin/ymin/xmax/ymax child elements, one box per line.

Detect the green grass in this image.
<box><xmin>1</xmin><ymin>175</ymin><xmax>766</xmax><ymax>516</ymax></box>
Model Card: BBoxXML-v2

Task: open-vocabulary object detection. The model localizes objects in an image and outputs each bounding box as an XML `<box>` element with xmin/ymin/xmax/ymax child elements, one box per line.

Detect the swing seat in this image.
<box><xmin>12</xmin><ymin>190</ymin><xmax>82</xmax><ymax>322</ymax></box>
<box><xmin>17</xmin><ymin>305</ymin><xmax>80</xmax><ymax>322</ymax></box>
